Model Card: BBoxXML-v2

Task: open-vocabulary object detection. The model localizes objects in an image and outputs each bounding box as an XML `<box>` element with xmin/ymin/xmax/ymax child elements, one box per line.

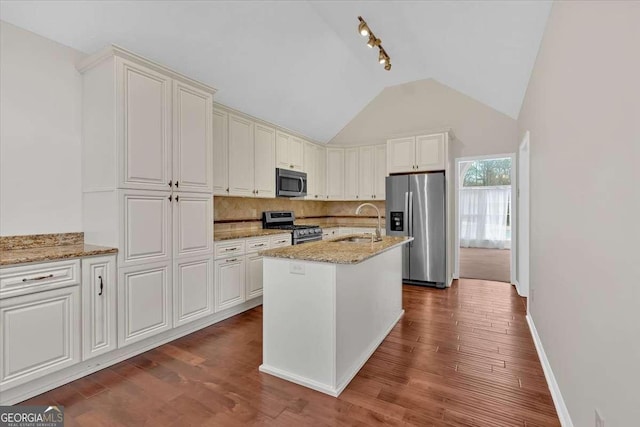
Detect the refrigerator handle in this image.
<box><xmin>408</xmin><ymin>191</ymin><xmax>414</xmax><ymax>246</ymax></box>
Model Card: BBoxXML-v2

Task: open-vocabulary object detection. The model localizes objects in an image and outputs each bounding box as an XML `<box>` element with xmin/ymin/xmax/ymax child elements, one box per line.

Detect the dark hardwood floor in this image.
<box><xmin>21</xmin><ymin>279</ymin><xmax>560</xmax><ymax>426</ymax></box>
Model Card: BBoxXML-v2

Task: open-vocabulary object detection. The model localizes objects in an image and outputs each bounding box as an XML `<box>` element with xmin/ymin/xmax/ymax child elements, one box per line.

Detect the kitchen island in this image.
<box><xmin>259</xmin><ymin>235</ymin><xmax>412</xmax><ymax>396</ymax></box>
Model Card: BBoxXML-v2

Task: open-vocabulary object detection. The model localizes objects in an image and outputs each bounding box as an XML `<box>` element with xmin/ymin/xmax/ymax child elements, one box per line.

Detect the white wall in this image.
<box><xmin>0</xmin><ymin>21</ymin><xmax>85</xmax><ymax>236</ymax></box>
<box><xmin>518</xmin><ymin>2</ymin><xmax>640</xmax><ymax>426</ymax></box>
<box><xmin>328</xmin><ymin>78</ymin><xmax>519</xmax><ymax>158</ymax></box>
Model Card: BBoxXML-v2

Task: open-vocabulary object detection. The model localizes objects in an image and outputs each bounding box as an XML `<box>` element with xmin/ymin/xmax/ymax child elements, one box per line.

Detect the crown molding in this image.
<box><xmin>76</xmin><ymin>44</ymin><xmax>216</xmax><ymax>95</ymax></box>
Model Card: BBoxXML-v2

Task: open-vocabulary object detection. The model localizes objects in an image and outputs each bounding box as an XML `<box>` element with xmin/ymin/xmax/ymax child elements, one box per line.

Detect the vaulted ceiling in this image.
<box><xmin>0</xmin><ymin>1</ymin><xmax>551</xmax><ymax>143</ymax></box>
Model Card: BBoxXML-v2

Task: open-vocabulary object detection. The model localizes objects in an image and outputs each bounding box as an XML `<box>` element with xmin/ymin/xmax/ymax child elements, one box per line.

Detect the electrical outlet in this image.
<box><xmin>595</xmin><ymin>409</ymin><xmax>604</xmax><ymax>427</ymax></box>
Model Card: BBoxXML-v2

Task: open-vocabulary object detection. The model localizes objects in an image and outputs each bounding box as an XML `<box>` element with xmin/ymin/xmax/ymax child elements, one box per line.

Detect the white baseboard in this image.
<box><xmin>514</xmin><ymin>279</ymin><xmax>524</xmax><ymax>296</ymax></box>
<box><xmin>526</xmin><ymin>314</ymin><xmax>574</xmax><ymax>427</ymax></box>
<box><xmin>1</xmin><ymin>298</ymin><xmax>263</xmax><ymax>405</ymax></box>
<box><xmin>260</xmin><ymin>310</ymin><xmax>404</xmax><ymax>397</ymax></box>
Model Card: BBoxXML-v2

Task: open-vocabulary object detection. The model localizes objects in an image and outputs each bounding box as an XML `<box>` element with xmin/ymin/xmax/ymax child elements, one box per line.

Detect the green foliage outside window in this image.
<box><xmin>462</xmin><ymin>159</ymin><xmax>512</xmax><ymax>187</ymax></box>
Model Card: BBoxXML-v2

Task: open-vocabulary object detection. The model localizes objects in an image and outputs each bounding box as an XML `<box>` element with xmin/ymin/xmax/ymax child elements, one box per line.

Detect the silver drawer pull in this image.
<box><xmin>254</xmin><ymin>243</ymin><xmax>266</xmax><ymax>247</ymax></box>
<box><xmin>22</xmin><ymin>274</ymin><xmax>54</xmax><ymax>282</ymax></box>
<box><xmin>224</xmin><ymin>247</ymin><xmax>238</xmax><ymax>251</ymax></box>
<box><xmin>226</xmin><ymin>258</ymin><xmax>239</xmax><ymax>263</ymax></box>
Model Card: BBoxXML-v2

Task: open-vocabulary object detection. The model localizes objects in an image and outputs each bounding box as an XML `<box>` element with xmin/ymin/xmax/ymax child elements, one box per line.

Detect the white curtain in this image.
<box><xmin>459</xmin><ymin>186</ymin><xmax>511</xmax><ymax>249</ymax></box>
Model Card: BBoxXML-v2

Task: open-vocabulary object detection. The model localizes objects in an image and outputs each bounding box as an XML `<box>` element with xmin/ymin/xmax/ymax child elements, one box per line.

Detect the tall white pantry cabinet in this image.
<box><xmin>79</xmin><ymin>46</ymin><xmax>216</xmax><ymax>348</ymax></box>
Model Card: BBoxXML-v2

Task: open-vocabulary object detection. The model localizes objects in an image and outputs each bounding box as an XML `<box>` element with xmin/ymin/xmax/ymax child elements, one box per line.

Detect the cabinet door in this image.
<box><xmin>228</xmin><ymin>114</ymin><xmax>255</xmax><ymax>197</ymax></box>
<box><xmin>172</xmin><ymin>81</ymin><xmax>213</xmax><ymax>193</ymax></box>
<box><xmin>303</xmin><ymin>142</ymin><xmax>317</xmax><ymax>199</ymax></box>
<box><xmin>0</xmin><ymin>286</ymin><xmax>80</xmax><ymax>389</ymax></box>
<box><xmin>344</xmin><ymin>148</ymin><xmax>360</xmax><ymax>200</ymax></box>
<box><xmin>118</xmin><ymin>262</ymin><xmax>172</xmax><ymax>347</ymax></box>
<box><xmin>118</xmin><ymin>59</ymin><xmax>172</xmax><ymax>190</ymax></box>
<box><xmin>374</xmin><ymin>144</ymin><xmax>387</xmax><ymax>200</ymax></box>
<box><xmin>316</xmin><ymin>146</ymin><xmax>326</xmax><ymax>199</ymax></box>
<box><xmin>254</xmin><ymin>123</ymin><xmax>276</xmax><ymax>198</ymax></box>
<box><xmin>173</xmin><ymin>192</ymin><xmax>213</xmax><ymax>258</ymax></box>
<box><xmin>215</xmin><ymin>256</ymin><xmax>246</xmax><ymax>312</ymax></box>
<box><xmin>212</xmin><ymin>109</ymin><xmax>229</xmax><ymax>195</ymax></box>
<box><xmin>358</xmin><ymin>146</ymin><xmax>375</xmax><ymax>200</ymax></box>
<box><xmin>326</xmin><ymin>148</ymin><xmax>345</xmax><ymax>200</ymax></box>
<box><xmin>275</xmin><ymin>131</ymin><xmax>291</xmax><ymax>169</ymax></box>
<box><xmin>415</xmin><ymin>133</ymin><xmax>446</xmax><ymax>171</ymax></box>
<box><xmin>387</xmin><ymin>137</ymin><xmax>416</xmax><ymax>174</ymax></box>
<box><xmin>289</xmin><ymin>137</ymin><xmax>304</xmax><ymax>171</ymax></box>
<box><xmin>245</xmin><ymin>253</ymin><xmax>264</xmax><ymax>300</ymax></box>
<box><xmin>173</xmin><ymin>255</ymin><xmax>213</xmax><ymax>327</ymax></box>
<box><xmin>121</xmin><ymin>190</ymin><xmax>172</xmax><ymax>266</ymax></box>
<box><xmin>82</xmin><ymin>255</ymin><xmax>117</xmax><ymax>361</ymax></box>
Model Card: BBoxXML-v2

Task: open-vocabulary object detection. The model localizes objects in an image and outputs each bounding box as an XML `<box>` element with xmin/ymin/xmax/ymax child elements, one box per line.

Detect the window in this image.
<box><xmin>462</xmin><ymin>158</ymin><xmax>511</xmax><ymax>187</ymax></box>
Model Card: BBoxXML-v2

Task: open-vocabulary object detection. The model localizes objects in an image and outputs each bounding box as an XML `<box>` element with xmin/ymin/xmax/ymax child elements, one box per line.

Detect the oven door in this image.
<box><xmin>276</xmin><ymin>168</ymin><xmax>307</xmax><ymax>197</ymax></box>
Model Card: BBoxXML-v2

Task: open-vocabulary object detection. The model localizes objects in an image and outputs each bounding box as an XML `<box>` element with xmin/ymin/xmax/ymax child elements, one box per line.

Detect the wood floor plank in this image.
<box><xmin>17</xmin><ymin>279</ymin><xmax>559</xmax><ymax>426</ymax></box>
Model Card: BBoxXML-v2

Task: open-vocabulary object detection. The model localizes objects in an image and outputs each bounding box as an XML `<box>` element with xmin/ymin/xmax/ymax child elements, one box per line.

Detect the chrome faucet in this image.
<box><xmin>355</xmin><ymin>203</ymin><xmax>383</xmax><ymax>241</ymax></box>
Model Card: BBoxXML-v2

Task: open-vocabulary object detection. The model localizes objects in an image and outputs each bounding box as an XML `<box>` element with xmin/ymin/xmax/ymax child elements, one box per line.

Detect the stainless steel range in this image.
<box><xmin>262</xmin><ymin>211</ymin><xmax>322</xmax><ymax>245</ymax></box>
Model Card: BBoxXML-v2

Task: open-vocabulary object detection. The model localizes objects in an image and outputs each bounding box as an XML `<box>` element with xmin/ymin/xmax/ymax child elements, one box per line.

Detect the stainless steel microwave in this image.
<box><xmin>276</xmin><ymin>168</ymin><xmax>307</xmax><ymax>197</ymax></box>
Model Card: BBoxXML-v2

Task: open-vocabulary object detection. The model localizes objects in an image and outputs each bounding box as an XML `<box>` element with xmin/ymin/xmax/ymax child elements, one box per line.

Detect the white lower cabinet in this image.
<box><xmin>215</xmin><ymin>256</ymin><xmax>246</xmax><ymax>312</ymax></box>
<box><xmin>82</xmin><ymin>255</ymin><xmax>117</xmax><ymax>360</ymax></box>
<box><xmin>0</xmin><ymin>286</ymin><xmax>80</xmax><ymax>389</ymax></box>
<box><xmin>173</xmin><ymin>255</ymin><xmax>214</xmax><ymax>327</ymax></box>
<box><xmin>245</xmin><ymin>253</ymin><xmax>264</xmax><ymax>300</ymax></box>
<box><xmin>118</xmin><ymin>261</ymin><xmax>172</xmax><ymax>347</ymax></box>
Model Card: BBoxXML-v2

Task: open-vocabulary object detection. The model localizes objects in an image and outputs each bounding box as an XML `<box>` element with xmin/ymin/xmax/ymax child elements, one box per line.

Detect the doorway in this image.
<box><xmin>455</xmin><ymin>154</ymin><xmax>516</xmax><ymax>283</ymax></box>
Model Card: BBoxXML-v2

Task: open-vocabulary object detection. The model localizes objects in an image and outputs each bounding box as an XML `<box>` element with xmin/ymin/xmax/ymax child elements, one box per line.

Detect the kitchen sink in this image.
<box><xmin>335</xmin><ymin>236</ymin><xmax>374</xmax><ymax>243</ymax></box>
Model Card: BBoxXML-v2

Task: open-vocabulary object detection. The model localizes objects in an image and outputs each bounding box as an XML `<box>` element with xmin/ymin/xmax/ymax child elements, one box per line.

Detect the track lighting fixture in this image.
<box><xmin>367</xmin><ymin>35</ymin><xmax>380</xmax><ymax>48</ymax></box>
<box><xmin>357</xmin><ymin>16</ymin><xmax>392</xmax><ymax>71</ymax></box>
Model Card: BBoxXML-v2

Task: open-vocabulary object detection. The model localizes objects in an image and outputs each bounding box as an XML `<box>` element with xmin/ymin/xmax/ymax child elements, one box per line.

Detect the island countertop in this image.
<box><xmin>259</xmin><ymin>235</ymin><xmax>412</xmax><ymax>265</ymax></box>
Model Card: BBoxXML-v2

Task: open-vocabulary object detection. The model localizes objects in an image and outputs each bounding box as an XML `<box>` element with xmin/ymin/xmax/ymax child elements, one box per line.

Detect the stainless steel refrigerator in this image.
<box><xmin>386</xmin><ymin>172</ymin><xmax>446</xmax><ymax>288</ymax></box>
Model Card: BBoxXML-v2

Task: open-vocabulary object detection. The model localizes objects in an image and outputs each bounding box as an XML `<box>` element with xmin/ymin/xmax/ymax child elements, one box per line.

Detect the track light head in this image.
<box><xmin>378</xmin><ymin>49</ymin><xmax>388</xmax><ymax>64</ymax></box>
<box><xmin>384</xmin><ymin>62</ymin><xmax>392</xmax><ymax>71</ymax></box>
<box><xmin>357</xmin><ymin>16</ymin><xmax>370</xmax><ymax>36</ymax></box>
<box><xmin>367</xmin><ymin>35</ymin><xmax>380</xmax><ymax>48</ymax></box>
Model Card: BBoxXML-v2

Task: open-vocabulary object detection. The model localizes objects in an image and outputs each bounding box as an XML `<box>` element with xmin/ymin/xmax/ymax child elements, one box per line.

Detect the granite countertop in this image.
<box><xmin>214</xmin><ymin>229</ymin><xmax>292</xmax><ymax>241</ymax></box>
<box><xmin>259</xmin><ymin>235</ymin><xmax>412</xmax><ymax>265</ymax></box>
<box><xmin>0</xmin><ymin>244</ymin><xmax>118</xmax><ymax>267</ymax></box>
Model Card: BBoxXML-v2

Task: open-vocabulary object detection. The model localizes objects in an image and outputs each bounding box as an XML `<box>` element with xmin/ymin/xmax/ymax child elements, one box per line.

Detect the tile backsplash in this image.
<box><xmin>214</xmin><ymin>196</ymin><xmax>385</xmax><ymax>223</ymax></box>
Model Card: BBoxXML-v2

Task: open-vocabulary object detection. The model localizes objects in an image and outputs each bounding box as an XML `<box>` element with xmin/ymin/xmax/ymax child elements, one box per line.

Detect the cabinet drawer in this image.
<box><xmin>270</xmin><ymin>234</ymin><xmax>291</xmax><ymax>248</ymax></box>
<box><xmin>214</xmin><ymin>240</ymin><xmax>246</xmax><ymax>259</ymax></box>
<box><xmin>246</xmin><ymin>237</ymin><xmax>270</xmax><ymax>253</ymax></box>
<box><xmin>0</xmin><ymin>260</ymin><xmax>80</xmax><ymax>299</ymax></box>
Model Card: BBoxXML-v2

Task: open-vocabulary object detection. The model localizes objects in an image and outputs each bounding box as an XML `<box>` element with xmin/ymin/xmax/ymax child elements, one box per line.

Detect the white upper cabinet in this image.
<box><xmin>344</xmin><ymin>148</ymin><xmax>360</xmax><ymax>200</ymax></box>
<box><xmin>303</xmin><ymin>142</ymin><xmax>317</xmax><ymax>199</ymax></box>
<box><xmin>374</xmin><ymin>144</ymin><xmax>387</xmax><ymax>199</ymax></box>
<box><xmin>79</xmin><ymin>47</ymin><xmax>216</xmax><ymax>193</ymax></box>
<box><xmin>228</xmin><ymin>114</ymin><xmax>255</xmax><ymax>197</ymax></box>
<box><xmin>356</xmin><ymin>144</ymin><xmax>386</xmax><ymax>200</ymax></box>
<box><xmin>387</xmin><ymin>137</ymin><xmax>416</xmax><ymax>174</ymax></box>
<box><xmin>212</xmin><ymin>108</ymin><xmax>229</xmax><ymax>195</ymax></box>
<box><xmin>119</xmin><ymin>59</ymin><xmax>172</xmax><ymax>190</ymax></box>
<box><xmin>276</xmin><ymin>131</ymin><xmax>303</xmax><ymax>171</ymax></box>
<box><xmin>358</xmin><ymin>146</ymin><xmax>375</xmax><ymax>200</ymax></box>
<box><xmin>415</xmin><ymin>133</ymin><xmax>446</xmax><ymax>172</ymax></box>
<box><xmin>253</xmin><ymin>123</ymin><xmax>276</xmax><ymax>198</ymax></box>
<box><xmin>316</xmin><ymin>146</ymin><xmax>327</xmax><ymax>199</ymax></box>
<box><xmin>326</xmin><ymin>148</ymin><xmax>345</xmax><ymax>200</ymax></box>
<box><xmin>172</xmin><ymin>81</ymin><xmax>213</xmax><ymax>193</ymax></box>
<box><xmin>387</xmin><ymin>133</ymin><xmax>448</xmax><ymax>174</ymax></box>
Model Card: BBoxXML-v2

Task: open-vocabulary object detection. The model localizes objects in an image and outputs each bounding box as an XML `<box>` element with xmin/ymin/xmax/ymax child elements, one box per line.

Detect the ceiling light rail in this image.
<box><xmin>357</xmin><ymin>16</ymin><xmax>391</xmax><ymax>71</ymax></box>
